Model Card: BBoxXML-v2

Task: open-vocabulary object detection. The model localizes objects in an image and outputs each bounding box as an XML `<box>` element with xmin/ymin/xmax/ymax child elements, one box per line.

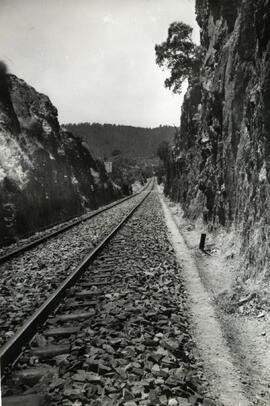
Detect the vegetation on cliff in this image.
<box><xmin>155</xmin><ymin>21</ymin><xmax>202</xmax><ymax>94</ymax></box>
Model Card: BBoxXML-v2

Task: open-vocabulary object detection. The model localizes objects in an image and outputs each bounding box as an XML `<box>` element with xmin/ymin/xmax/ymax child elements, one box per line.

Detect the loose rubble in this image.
<box><xmin>2</xmin><ymin>190</ymin><xmax>213</xmax><ymax>406</ymax></box>
<box><xmin>0</xmin><ymin>192</ymin><xmax>147</xmax><ymax>348</ymax></box>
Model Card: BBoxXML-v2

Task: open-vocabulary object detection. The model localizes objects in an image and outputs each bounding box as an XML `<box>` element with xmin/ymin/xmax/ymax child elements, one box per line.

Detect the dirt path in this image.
<box><xmin>159</xmin><ymin>190</ymin><xmax>251</xmax><ymax>406</ymax></box>
<box><xmin>159</xmin><ymin>188</ymin><xmax>270</xmax><ymax>405</ymax></box>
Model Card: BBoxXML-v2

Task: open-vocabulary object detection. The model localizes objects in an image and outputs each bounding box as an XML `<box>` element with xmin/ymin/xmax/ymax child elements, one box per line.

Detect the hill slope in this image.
<box><xmin>64</xmin><ymin>123</ymin><xmax>175</xmax><ymax>159</ymax></box>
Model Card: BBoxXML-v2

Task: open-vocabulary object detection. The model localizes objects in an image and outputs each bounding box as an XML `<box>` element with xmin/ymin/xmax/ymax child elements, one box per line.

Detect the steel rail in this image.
<box><xmin>0</xmin><ymin>180</ymin><xmax>153</xmax><ymax>374</ymax></box>
<box><xmin>0</xmin><ymin>180</ymin><xmax>150</xmax><ymax>266</ymax></box>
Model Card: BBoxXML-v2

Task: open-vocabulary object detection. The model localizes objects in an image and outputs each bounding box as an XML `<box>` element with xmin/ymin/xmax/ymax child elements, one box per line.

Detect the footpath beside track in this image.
<box><xmin>1</xmin><ymin>185</ymin><xmax>212</xmax><ymax>406</ymax></box>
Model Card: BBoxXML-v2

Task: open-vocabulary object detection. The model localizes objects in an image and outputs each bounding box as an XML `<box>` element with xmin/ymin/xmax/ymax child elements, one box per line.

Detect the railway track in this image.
<box><xmin>1</xmin><ymin>185</ymin><xmax>210</xmax><ymax>406</ymax></box>
<box><xmin>0</xmin><ymin>182</ymin><xmax>152</xmax><ymax>349</ymax></box>
<box><xmin>0</xmin><ymin>181</ymin><xmax>150</xmax><ymax>265</ymax></box>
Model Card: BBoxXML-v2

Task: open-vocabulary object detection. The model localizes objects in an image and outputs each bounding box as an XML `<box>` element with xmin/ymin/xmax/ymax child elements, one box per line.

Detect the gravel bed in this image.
<box><xmin>0</xmin><ymin>191</ymin><xmax>147</xmax><ymax>348</ymax></box>
<box><xmin>0</xmin><ymin>196</ymin><xmax>136</xmax><ymax>259</ymax></box>
<box><xmin>0</xmin><ymin>212</ymin><xmax>90</xmax><ymax>258</ymax></box>
<box><xmin>3</xmin><ymin>190</ymin><xmax>214</xmax><ymax>406</ymax></box>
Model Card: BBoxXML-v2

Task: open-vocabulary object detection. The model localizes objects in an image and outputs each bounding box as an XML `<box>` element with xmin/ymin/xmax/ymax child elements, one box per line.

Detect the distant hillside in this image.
<box><xmin>63</xmin><ymin>123</ymin><xmax>175</xmax><ymax>159</ymax></box>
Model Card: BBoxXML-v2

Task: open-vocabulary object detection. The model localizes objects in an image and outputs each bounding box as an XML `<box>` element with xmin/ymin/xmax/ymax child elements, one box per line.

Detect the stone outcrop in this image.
<box><xmin>164</xmin><ymin>0</ymin><xmax>270</xmax><ymax>277</ymax></box>
<box><xmin>0</xmin><ymin>72</ymin><xmax>122</xmax><ymax>246</ymax></box>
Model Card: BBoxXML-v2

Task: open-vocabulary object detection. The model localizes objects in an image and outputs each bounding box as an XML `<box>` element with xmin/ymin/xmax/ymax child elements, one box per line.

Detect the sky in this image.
<box><xmin>0</xmin><ymin>0</ymin><xmax>199</xmax><ymax>127</ymax></box>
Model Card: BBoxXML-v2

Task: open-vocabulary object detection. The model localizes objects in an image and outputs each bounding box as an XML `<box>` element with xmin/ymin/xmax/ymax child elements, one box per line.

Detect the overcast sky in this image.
<box><xmin>0</xmin><ymin>0</ymin><xmax>199</xmax><ymax>127</ymax></box>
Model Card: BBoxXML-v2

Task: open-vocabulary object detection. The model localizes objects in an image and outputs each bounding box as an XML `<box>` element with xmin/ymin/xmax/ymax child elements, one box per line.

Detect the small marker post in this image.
<box><xmin>199</xmin><ymin>233</ymin><xmax>206</xmax><ymax>251</ymax></box>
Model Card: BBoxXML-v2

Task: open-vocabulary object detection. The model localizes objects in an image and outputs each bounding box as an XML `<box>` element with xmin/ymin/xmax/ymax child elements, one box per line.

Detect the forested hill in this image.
<box><xmin>64</xmin><ymin>123</ymin><xmax>175</xmax><ymax>159</ymax></box>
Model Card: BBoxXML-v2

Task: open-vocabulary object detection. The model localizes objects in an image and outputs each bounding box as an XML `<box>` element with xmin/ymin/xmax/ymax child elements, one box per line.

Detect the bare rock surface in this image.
<box><xmin>162</xmin><ymin>0</ymin><xmax>270</xmax><ymax>288</ymax></box>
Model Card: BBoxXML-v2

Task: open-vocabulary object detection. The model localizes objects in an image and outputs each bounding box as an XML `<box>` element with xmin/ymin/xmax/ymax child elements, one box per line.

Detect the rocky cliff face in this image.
<box><xmin>165</xmin><ymin>0</ymin><xmax>270</xmax><ymax>277</ymax></box>
<box><xmin>0</xmin><ymin>72</ymin><xmax>121</xmax><ymax>246</ymax></box>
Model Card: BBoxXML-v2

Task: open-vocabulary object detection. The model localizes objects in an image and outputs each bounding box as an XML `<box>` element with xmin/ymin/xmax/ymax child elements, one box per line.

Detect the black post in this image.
<box><xmin>199</xmin><ymin>233</ymin><xmax>206</xmax><ymax>251</ymax></box>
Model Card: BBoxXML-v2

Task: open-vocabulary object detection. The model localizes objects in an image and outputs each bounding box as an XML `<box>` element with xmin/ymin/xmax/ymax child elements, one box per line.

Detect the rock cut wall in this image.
<box><xmin>165</xmin><ymin>0</ymin><xmax>270</xmax><ymax>277</ymax></box>
<box><xmin>0</xmin><ymin>72</ymin><xmax>121</xmax><ymax>246</ymax></box>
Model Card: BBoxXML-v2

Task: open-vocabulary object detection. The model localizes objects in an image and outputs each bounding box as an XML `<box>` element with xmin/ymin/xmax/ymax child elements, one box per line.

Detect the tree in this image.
<box><xmin>157</xmin><ymin>141</ymin><xmax>170</xmax><ymax>164</ymax></box>
<box><xmin>155</xmin><ymin>21</ymin><xmax>202</xmax><ymax>94</ymax></box>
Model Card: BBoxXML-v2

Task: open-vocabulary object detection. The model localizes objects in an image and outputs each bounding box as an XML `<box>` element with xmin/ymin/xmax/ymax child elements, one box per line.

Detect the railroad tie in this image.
<box><xmin>13</xmin><ymin>366</ymin><xmax>57</xmax><ymax>385</ymax></box>
<box><xmin>62</xmin><ymin>299</ymin><xmax>98</xmax><ymax>309</ymax></box>
<box><xmin>43</xmin><ymin>326</ymin><xmax>80</xmax><ymax>337</ymax></box>
<box><xmin>2</xmin><ymin>394</ymin><xmax>48</xmax><ymax>406</ymax></box>
<box><xmin>31</xmin><ymin>344</ymin><xmax>70</xmax><ymax>359</ymax></box>
<box><xmin>75</xmin><ymin>289</ymin><xmax>104</xmax><ymax>298</ymax></box>
<box><xmin>53</xmin><ymin>310</ymin><xmax>95</xmax><ymax>321</ymax></box>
